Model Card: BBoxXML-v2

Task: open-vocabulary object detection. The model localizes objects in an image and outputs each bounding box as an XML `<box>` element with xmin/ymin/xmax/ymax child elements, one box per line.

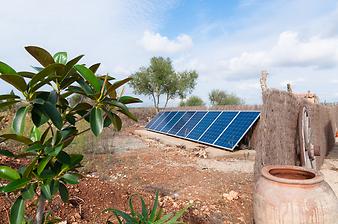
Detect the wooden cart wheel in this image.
<box><xmin>298</xmin><ymin>107</ymin><xmax>316</xmax><ymax>169</ymax></box>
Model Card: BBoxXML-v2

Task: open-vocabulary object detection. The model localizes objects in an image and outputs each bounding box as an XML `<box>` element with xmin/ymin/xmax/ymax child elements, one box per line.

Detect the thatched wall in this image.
<box><xmin>253</xmin><ymin>89</ymin><xmax>338</xmax><ymax>180</ymax></box>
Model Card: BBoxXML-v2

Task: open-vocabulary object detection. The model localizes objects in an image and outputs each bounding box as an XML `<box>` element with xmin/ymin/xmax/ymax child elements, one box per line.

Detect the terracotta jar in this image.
<box><xmin>254</xmin><ymin>165</ymin><xmax>338</xmax><ymax>224</ymax></box>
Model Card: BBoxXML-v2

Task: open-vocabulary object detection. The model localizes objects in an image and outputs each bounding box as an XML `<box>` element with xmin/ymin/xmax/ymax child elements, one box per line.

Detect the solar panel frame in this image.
<box><xmin>167</xmin><ymin>111</ymin><xmax>196</xmax><ymax>135</ymax></box>
<box><xmin>146</xmin><ymin>110</ymin><xmax>260</xmax><ymax>151</ymax></box>
<box><xmin>153</xmin><ymin>111</ymin><xmax>178</xmax><ymax>131</ymax></box>
<box><xmin>159</xmin><ymin>111</ymin><xmax>186</xmax><ymax>133</ymax></box>
<box><xmin>145</xmin><ymin>111</ymin><xmax>163</xmax><ymax>129</ymax></box>
<box><xmin>214</xmin><ymin>111</ymin><xmax>260</xmax><ymax>150</ymax></box>
<box><xmin>150</xmin><ymin>111</ymin><xmax>171</xmax><ymax>130</ymax></box>
<box><xmin>198</xmin><ymin>111</ymin><xmax>239</xmax><ymax>144</ymax></box>
<box><xmin>186</xmin><ymin>111</ymin><xmax>221</xmax><ymax>141</ymax></box>
<box><xmin>176</xmin><ymin>111</ymin><xmax>208</xmax><ymax>138</ymax></box>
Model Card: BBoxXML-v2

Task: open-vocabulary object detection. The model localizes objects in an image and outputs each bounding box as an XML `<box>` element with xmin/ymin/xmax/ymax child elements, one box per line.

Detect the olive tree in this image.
<box><xmin>209</xmin><ymin>89</ymin><xmax>244</xmax><ymax>106</ymax></box>
<box><xmin>0</xmin><ymin>46</ymin><xmax>141</xmax><ymax>223</ymax></box>
<box><xmin>129</xmin><ymin>57</ymin><xmax>198</xmax><ymax>112</ymax></box>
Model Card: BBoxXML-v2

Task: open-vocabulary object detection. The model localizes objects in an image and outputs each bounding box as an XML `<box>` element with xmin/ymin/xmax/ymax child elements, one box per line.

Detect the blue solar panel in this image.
<box><xmin>168</xmin><ymin>111</ymin><xmax>195</xmax><ymax>135</ymax></box>
<box><xmin>145</xmin><ymin>112</ymin><xmax>163</xmax><ymax>128</ymax></box>
<box><xmin>160</xmin><ymin>111</ymin><xmax>185</xmax><ymax>133</ymax></box>
<box><xmin>149</xmin><ymin>111</ymin><xmax>170</xmax><ymax>129</ymax></box>
<box><xmin>214</xmin><ymin>111</ymin><xmax>260</xmax><ymax>149</ymax></box>
<box><xmin>199</xmin><ymin>111</ymin><xmax>238</xmax><ymax>144</ymax></box>
<box><xmin>146</xmin><ymin>110</ymin><xmax>260</xmax><ymax>151</ymax></box>
<box><xmin>187</xmin><ymin>112</ymin><xmax>221</xmax><ymax>140</ymax></box>
<box><xmin>154</xmin><ymin>111</ymin><xmax>177</xmax><ymax>131</ymax></box>
<box><xmin>176</xmin><ymin>111</ymin><xmax>207</xmax><ymax>137</ymax></box>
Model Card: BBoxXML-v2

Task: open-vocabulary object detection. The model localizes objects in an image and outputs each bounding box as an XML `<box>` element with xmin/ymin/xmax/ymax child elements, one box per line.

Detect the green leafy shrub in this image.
<box><xmin>0</xmin><ymin>46</ymin><xmax>141</xmax><ymax>223</ymax></box>
<box><xmin>209</xmin><ymin>89</ymin><xmax>244</xmax><ymax>105</ymax></box>
<box><xmin>103</xmin><ymin>191</ymin><xmax>189</xmax><ymax>224</ymax></box>
<box><xmin>179</xmin><ymin>96</ymin><xmax>205</xmax><ymax>107</ymax></box>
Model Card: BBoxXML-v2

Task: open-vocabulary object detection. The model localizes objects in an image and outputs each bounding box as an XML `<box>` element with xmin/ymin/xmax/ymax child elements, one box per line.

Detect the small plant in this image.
<box><xmin>103</xmin><ymin>191</ymin><xmax>189</xmax><ymax>224</ymax></box>
<box><xmin>0</xmin><ymin>46</ymin><xmax>141</xmax><ymax>223</ymax></box>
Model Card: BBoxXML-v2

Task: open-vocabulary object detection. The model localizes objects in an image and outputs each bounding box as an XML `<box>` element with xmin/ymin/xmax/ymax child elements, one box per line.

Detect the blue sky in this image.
<box><xmin>1</xmin><ymin>0</ymin><xmax>338</xmax><ymax>106</ymax></box>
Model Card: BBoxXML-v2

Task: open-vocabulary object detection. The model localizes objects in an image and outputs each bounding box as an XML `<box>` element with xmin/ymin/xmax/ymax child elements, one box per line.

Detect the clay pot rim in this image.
<box><xmin>261</xmin><ymin>165</ymin><xmax>323</xmax><ymax>185</ymax></box>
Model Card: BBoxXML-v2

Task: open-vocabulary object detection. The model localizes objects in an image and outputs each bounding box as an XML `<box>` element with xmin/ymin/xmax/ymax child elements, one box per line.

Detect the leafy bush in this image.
<box><xmin>103</xmin><ymin>191</ymin><xmax>189</xmax><ymax>224</ymax></box>
<box><xmin>179</xmin><ymin>96</ymin><xmax>205</xmax><ymax>107</ymax></box>
<box><xmin>0</xmin><ymin>46</ymin><xmax>141</xmax><ymax>223</ymax></box>
<box><xmin>209</xmin><ymin>89</ymin><xmax>244</xmax><ymax>106</ymax></box>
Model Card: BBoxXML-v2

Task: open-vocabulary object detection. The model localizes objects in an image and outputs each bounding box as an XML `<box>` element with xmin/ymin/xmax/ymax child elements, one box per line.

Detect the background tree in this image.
<box><xmin>179</xmin><ymin>96</ymin><xmax>205</xmax><ymax>107</ymax></box>
<box><xmin>129</xmin><ymin>57</ymin><xmax>198</xmax><ymax>112</ymax></box>
<box><xmin>209</xmin><ymin>89</ymin><xmax>244</xmax><ymax>106</ymax></box>
<box><xmin>0</xmin><ymin>46</ymin><xmax>141</xmax><ymax>223</ymax></box>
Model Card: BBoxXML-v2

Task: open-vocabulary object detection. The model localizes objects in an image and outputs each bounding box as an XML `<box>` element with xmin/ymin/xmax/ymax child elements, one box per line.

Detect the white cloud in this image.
<box><xmin>141</xmin><ymin>30</ymin><xmax>193</xmax><ymax>53</ymax></box>
<box><xmin>213</xmin><ymin>31</ymin><xmax>338</xmax><ymax>80</ymax></box>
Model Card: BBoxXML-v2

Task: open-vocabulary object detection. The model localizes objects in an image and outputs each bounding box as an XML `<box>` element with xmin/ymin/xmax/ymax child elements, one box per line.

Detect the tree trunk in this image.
<box><xmin>35</xmin><ymin>195</ymin><xmax>45</xmax><ymax>224</ymax></box>
<box><xmin>164</xmin><ymin>94</ymin><xmax>170</xmax><ymax>109</ymax></box>
<box><xmin>156</xmin><ymin>93</ymin><xmax>160</xmax><ymax>112</ymax></box>
<box><xmin>151</xmin><ymin>93</ymin><xmax>158</xmax><ymax>112</ymax></box>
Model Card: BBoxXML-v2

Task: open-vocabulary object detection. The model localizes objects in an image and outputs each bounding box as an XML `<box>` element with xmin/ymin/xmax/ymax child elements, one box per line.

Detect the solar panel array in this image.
<box><xmin>145</xmin><ymin>110</ymin><xmax>260</xmax><ymax>150</ymax></box>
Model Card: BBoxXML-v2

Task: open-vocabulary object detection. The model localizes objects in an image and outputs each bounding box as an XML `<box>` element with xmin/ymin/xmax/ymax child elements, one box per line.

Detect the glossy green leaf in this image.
<box><xmin>22</xmin><ymin>184</ymin><xmax>35</xmax><ymax>200</ymax></box>
<box><xmin>77</xmin><ymin>79</ymin><xmax>95</xmax><ymax>95</ymax></box>
<box><xmin>61</xmin><ymin>173</ymin><xmax>79</xmax><ymax>184</ymax></box>
<box><xmin>71</xmin><ymin>102</ymin><xmax>92</xmax><ymax>113</ymax></box>
<box><xmin>59</xmin><ymin>182</ymin><xmax>69</xmax><ymax>203</ymax></box>
<box><xmin>31</xmin><ymin>105</ymin><xmax>49</xmax><ymax>127</ymax></box>
<box><xmin>47</xmin><ymin>90</ymin><xmax>57</xmax><ymax>105</ymax></box>
<box><xmin>45</xmin><ymin>145</ymin><xmax>63</xmax><ymax>156</ymax></box>
<box><xmin>105</xmin><ymin>82</ymin><xmax>117</xmax><ymax>99</ymax></box>
<box><xmin>0</xmin><ymin>94</ymin><xmax>20</xmax><ymax>101</ymax></box>
<box><xmin>22</xmin><ymin>158</ymin><xmax>37</xmax><ymax>178</ymax></box>
<box><xmin>118</xmin><ymin>108</ymin><xmax>138</xmax><ymax>122</ymax></box>
<box><xmin>90</xmin><ymin>107</ymin><xmax>103</xmax><ymax>136</ymax></box>
<box><xmin>3</xmin><ymin>178</ymin><xmax>29</xmax><ymax>192</ymax></box>
<box><xmin>0</xmin><ymin>74</ymin><xmax>27</xmax><ymax>92</ymax></box>
<box><xmin>69</xmin><ymin>154</ymin><xmax>83</xmax><ymax>166</ymax></box>
<box><xmin>74</xmin><ymin>64</ymin><xmax>100</xmax><ymax>92</ymax></box>
<box><xmin>0</xmin><ymin>100</ymin><xmax>20</xmax><ymax>109</ymax></box>
<box><xmin>25</xmin><ymin>143</ymin><xmax>43</xmax><ymax>153</ymax></box>
<box><xmin>25</xmin><ymin>46</ymin><xmax>55</xmax><ymax>67</ymax></box>
<box><xmin>42</xmin><ymin>101</ymin><xmax>63</xmax><ymax>129</ymax></box>
<box><xmin>0</xmin><ymin>134</ymin><xmax>33</xmax><ymax>145</ymax></box>
<box><xmin>108</xmin><ymin>77</ymin><xmax>132</xmax><ymax>91</ymax></box>
<box><xmin>103</xmin><ymin>115</ymin><xmax>112</xmax><ymax>128</ymax></box>
<box><xmin>40</xmin><ymin>127</ymin><xmax>50</xmax><ymax>144</ymax></box>
<box><xmin>41</xmin><ymin>183</ymin><xmax>52</xmax><ymax>200</ymax></box>
<box><xmin>118</xmin><ymin>96</ymin><xmax>142</xmax><ymax>104</ymax></box>
<box><xmin>110</xmin><ymin>113</ymin><xmax>122</xmax><ymax>131</ymax></box>
<box><xmin>12</xmin><ymin>106</ymin><xmax>29</xmax><ymax>135</ymax></box>
<box><xmin>0</xmin><ymin>149</ymin><xmax>15</xmax><ymax>158</ymax></box>
<box><xmin>53</xmin><ymin>52</ymin><xmax>67</xmax><ymax>64</ymax></box>
<box><xmin>17</xmin><ymin>71</ymin><xmax>34</xmax><ymax>78</ymax></box>
<box><xmin>61</xmin><ymin>127</ymin><xmax>77</xmax><ymax>140</ymax></box>
<box><xmin>29</xmin><ymin>125</ymin><xmax>41</xmax><ymax>142</ymax></box>
<box><xmin>29</xmin><ymin>63</ymin><xmax>64</xmax><ymax>90</ymax></box>
<box><xmin>50</xmin><ymin>179</ymin><xmax>59</xmax><ymax>195</ymax></box>
<box><xmin>0</xmin><ymin>166</ymin><xmax>20</xmax><ymax>181</ymax></box>
<box><xmin>37</xmin><ymin>156</ymin><xmax>52</xmax><ymax>175</ymax></box>
<box><xmin>89</xmin><ymin>63</ymin><xmax>100</xmax><ymax>73</ymax></box>
<box><xmin>10</xmin><ymin>196</ymin><xmax>25</xmax><ymax>224</ymax></box>
<box><xmin>57</xmin><ymin>151</ymin><xmax>71</xmax><ymax>165</ymax></box>
<box><xmin>0</xmin><ymin>61</ymin><xmax>16</xmax><ymax>74</ymax></box>
<box><xmin>64</xmin><ymin>55</ymin><xmax>84</xmax><ymax>75</ymax></box>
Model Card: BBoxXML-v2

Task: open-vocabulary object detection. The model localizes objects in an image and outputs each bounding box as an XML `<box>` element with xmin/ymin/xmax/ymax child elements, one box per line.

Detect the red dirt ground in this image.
<box><xmin>0</xmin><ymin>125</ymin><xmax>254</xmax><ymax>223</ymax></box>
